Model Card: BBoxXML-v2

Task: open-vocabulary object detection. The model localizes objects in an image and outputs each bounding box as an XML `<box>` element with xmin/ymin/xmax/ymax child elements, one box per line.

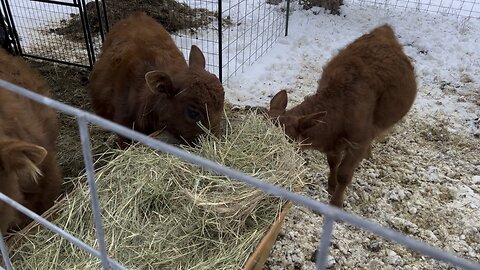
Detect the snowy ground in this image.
<box><xmin>226</xmin><ymin>3</ymin><xmax>480</xmax><ymax>136</ymax></box>
<box><xmin>6</xmin><ymin>0</ymin><xmax>480</xmax><ymax>269</ymax></box>
<box><xmin>229</xmin><ymin>3</ymin><xmax>479</xmax><ymax>269</ymax></box>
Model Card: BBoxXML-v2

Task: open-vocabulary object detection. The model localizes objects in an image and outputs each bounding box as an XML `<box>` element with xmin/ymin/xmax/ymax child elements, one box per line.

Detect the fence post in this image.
<box><xmin>218</xmin><ymin>0</ymin><xmax>223</xmax><ymax>83</ymax></box>
<box><xmin>94</xmin><ymin>0</ymin><xmax>106</xmax><ymax>43</ymax></box>
<box><xmin>78</xmin><ymin>0</ymin><xmax>96</xmax><ymax>67</ymax></box>
<box><xmin>285</xmin><ymin>0</ymin><xmax>291</xmax><ymax>36</ymax></box>
<box><xmin>77</xmin><ymin>117</ymin><xmax>110</xmax><ymax>270</ymax></box>
<box><xmin>1</xmin><ymin>0</ymin><xmax>21</xmax><ymax>55</ymax></box>
<box><xmin>0</xmin><ymin>230</ymin><xmax>13</xmax><ymax>270</ymax></box>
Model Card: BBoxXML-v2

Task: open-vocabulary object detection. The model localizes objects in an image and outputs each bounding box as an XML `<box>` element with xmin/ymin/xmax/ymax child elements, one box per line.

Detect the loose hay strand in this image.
<box><xmin>9</xmin><ymin>113</ymin><xmax>305</xmax><ymax>269</ymax></box>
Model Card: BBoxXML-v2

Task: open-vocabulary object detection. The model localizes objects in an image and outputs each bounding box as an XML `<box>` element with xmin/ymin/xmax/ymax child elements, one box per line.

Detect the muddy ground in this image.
<box><xmin>26</xmin><ymin>60</ymin><xmax>114</xmax><ymax>190</ymax></box>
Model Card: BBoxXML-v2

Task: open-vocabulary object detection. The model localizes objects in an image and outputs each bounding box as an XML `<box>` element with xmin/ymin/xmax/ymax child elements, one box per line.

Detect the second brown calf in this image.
<box><xmin>89</xmin><ymin>12</ymin><xmax>225</xmax><ymax>147</ymax></box>
<box><xmin>269</xmin><ymin>24</ymin><xmax>417</xmax><ymax>208</ymax></box>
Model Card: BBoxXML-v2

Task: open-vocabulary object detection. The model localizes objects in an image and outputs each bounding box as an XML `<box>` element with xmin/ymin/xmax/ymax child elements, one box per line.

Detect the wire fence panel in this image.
<box><xmin>221</xmin><ymin>0</ymin><xmax>288</xmax><ymax>82</ymax></box>
<box><xmin>347</xmin><ymin>0</ymin><xmax>480</xmax><ymax>18</ymax></box>
<box><xmin>1</xmin><ymin>0</ymin><xmax>289</xmax><ymax>83</ymax></box>
<box><xmin>0</xmin><ymin>0</ymin><xmax>102</xmax><ymax>67</ymax></box>
<box><xmin>1</xmin><ymin>79</ymin><xmax>480</xmax><ymax>269</ymax></box>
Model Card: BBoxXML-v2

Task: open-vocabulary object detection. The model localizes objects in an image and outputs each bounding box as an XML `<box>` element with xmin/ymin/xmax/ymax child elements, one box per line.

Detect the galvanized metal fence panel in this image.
<box><xmin>0</xmin><ymin>0</ymin><xmax>106</xmax><ymax>67</ymax></box>
<box><xmin>1</xmin><ymin>79</ymin><xmax>480</xmax><ymax>269</ymax></box>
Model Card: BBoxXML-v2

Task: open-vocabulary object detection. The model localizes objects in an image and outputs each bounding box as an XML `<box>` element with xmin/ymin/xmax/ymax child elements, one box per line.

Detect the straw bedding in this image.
<box><xmin>8</xmin><ymin>113</ymin><xmax>305</xmax><ymax>269</ymax></box>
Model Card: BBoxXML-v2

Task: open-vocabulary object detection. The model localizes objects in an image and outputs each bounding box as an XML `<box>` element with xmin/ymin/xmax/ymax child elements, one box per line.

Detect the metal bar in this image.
<box><xmin>20</xmin><ymin>54</ymin><xmax>90</xmax><ymax>69</ymax></box>
<box><xmin>101</xmin><ymin>0</ymin><xmax>109</xmax><ymax>33</ymax></box>
<box><xmin>1</xmin><ymin>0</ymin><xmax>21</xmax><ymax>55</ymax></box>
<box><xmin>285</xmin><ymin>0</ymin><xmax>291</xmax><ymax>36</ymax></box>
<box><xmin>0</xmin><ymin>230</ymin><xmax>13</xmax><ymax>270</ymax></box>
<box><xmin>31</xmin><ymin>0</ymin><xmax>79</xmax><ymax>7</ymax></box>
<box><xmin>78</xmin><ymin>0</ymin><xmax>95</xmax><ymax>67</ymax></box>
<box><xmin>77</xmin><ymin>117</ymin><xmax>110</xmax><ymax>270</ymax></box>
<box><xmin>94</xmin><ymin>0</ymin><xmax>105</xmax><ymax>43</ymax></box>
<box><xmin>218</xmin><ymin>0</ymin><xmax>223</xmax><ymax>83</ymax></box>
<box><xmin>1</xmin><ymin>79</ymin><xmax>480</xmax><ymax>270</ymax></box>
<box><xmin>0</xmin><ymin>6</ymin><xmax>13</xmax><ymax>54</ymax></box>
<box><xmin>0</xmin><ymin>193</ymin><xmax>127</xmax><ymax>270</ymax></box>
<box><xmin>316</xmin><ymin>216</ymin><xmax>335</xmax><ymax>270</ymax></box>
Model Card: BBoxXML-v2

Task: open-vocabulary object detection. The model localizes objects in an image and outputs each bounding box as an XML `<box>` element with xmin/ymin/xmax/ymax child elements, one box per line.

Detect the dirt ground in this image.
<box><xmin>26</xmin><ymin>60</ymin><xmax>114</xmax><ymax>191</ymax></box>
<box><xmin>54</xmin><ymin>0</ymin><xmax>226</xmax><ymax>42</ymax></box>
<box><xmin>264</xmin><ymin>108</ymin><xmax>480</xmax><ymax>269</ymax></box>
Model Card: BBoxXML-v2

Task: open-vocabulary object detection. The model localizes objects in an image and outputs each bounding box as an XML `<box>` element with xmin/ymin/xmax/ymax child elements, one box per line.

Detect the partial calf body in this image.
<box><xmin>0</xmin><ymin>48</ymin><xmax>62</xmax><ymax>233</ymax></box>
<box><xmin>89</xmin><ymin>12</ymin><xmax>225</xmax><ymax>147</ymax></box>
<box><xmin>269</xmin><ymin>24</ymin><xmax>417</xmax><ymax>208</ymax></box>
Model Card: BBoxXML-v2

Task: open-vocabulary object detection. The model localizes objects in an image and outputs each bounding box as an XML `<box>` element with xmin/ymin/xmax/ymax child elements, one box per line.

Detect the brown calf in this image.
<box><xmin>89</xmin><ymin>12</ymin><xmax>225</xmax><ymax>147</ymax></box>
<box><xmin>269</xmin><ymin>24</ymin><xmax>417</xmax><ymax>208</ymax></box>
<box><xmin>0</xmin><ymin>48</ymin><xmax>62</xmax><ymax>233</ymax></box>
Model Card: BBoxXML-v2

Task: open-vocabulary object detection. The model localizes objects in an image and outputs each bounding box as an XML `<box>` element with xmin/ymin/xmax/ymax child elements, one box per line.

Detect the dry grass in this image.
<box><xmin>8</xmin><ymin>113</ymin><xmax>305</xmax><ymax>269</ymax></box>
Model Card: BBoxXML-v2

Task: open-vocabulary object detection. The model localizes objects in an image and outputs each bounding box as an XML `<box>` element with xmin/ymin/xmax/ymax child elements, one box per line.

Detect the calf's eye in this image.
<box><xmin>186</xmin><ymin>107</ymin><xmax>202</xmax><ymax>122</ymax></box>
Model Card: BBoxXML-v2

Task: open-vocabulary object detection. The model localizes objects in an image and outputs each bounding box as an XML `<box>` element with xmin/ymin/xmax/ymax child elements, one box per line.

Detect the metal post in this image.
<box><xmin>0</xmin><ymin>230</ymin><xmax>13</xmax><ymax>270</ymax></box>
<box><xmin>77</xmin><ymin>117</ymin><xmax>110</xmax><ymax>270</ymax></box>
<box><xmin>1</xmin><ymin>0</ymin><xmax>21</xmax><ymax>55</ymax></box>
<box><xmin>316</xmin><ymin>216</ymin><xmax>335</xmax><ymax>270</ymax></box>
<box><xmin>101</xmin><ymin>0</ymin><xmax>109</xmax><ymax>33</ymax></box>
<box><xmin>78</xmin><ymin>0</ymin><xmax>96</xmax><ymax>67</ymax></box>
<box><xmin>285</xmin><ymin>0</ymin><xmax>291</xmax><ymax>36</ymax></box>
<box><xmin>94</xmin><ymin>0</ymin><xmax>105</xmax><ymax>42</ymax></box>
<box><xmin>218</xmin><ymin>0</ymin><xmax>223</xmax><ymax>83</ymax></box>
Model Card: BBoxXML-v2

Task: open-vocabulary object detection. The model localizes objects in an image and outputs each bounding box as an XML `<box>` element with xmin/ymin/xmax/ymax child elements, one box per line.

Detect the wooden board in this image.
<box><xmin>243</xmin><ymin>202</ymin><xmax>292</xmax><ymax>270</ymax></box>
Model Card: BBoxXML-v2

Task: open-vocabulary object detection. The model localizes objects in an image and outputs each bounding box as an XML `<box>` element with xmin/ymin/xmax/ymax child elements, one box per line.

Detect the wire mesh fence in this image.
<box><xmin>221</xmin><ymin>0</ymin><xmax>289</xmax><ymax>81</ymax></box>
<box><xmin>347</xmin><ymin>0</ymin><xmax>480</xmax><ymax>18</ymax></box>
<box><xmin>1</xmin><ymin>0</ymin><xmax>104</xmax><ymax>67</ymax></box>
<box><xmin>0</xmin><ymin>0</ymin><xmax>290</xmax><ymax>83</ymax></box>
<box><xmin>1</xmin><ymin>78</ymin><xmax>480</xmax><ymax>269</ymax></box>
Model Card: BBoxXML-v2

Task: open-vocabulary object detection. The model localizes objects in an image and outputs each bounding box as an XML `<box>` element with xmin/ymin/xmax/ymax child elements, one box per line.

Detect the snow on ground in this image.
<box><xmin>226</xmin><ymin>2</ymin><xmax>480</xmax><ymax>135</ymax></box>
<box><xmin>225</xmin><ymin>3</ymin><xmax>479</xmax><ymax>269</ymax></box>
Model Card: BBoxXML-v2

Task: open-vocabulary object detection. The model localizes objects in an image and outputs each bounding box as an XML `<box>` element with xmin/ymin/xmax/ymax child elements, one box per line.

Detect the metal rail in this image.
<box><xmin>1</xmin><ymin>79</ymin><xmax>479</xmax><ymax>270</ymax></box>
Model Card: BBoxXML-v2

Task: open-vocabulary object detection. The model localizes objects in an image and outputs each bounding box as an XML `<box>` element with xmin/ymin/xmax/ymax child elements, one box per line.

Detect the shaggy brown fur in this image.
<box><xmin>0</xmin><ymin>48</ymin><xmax>62</xmax><ymax>233</ymax></box>
<box><xmin>269</xmin><ymin>24</ymin><xmax>417</xmax><ymax>208</ymax></box>
<box><xmin>89</xmin><ymin>12</ymin><xmax>225</xmax><ymax>147</ymax></box>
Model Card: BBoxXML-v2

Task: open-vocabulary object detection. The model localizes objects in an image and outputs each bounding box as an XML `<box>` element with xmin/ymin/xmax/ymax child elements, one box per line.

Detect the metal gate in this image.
<box><xmin>0</xmin><ymin>0</ymin><xmax>108</xmax><ymax>68</ymax></box>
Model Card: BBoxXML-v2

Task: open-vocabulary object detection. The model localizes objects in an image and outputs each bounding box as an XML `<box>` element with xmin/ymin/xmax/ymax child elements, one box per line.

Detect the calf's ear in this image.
<box><xmin>0</xmin><ymin>140</ymin><xmax>47</xmax><ymax>181</ymax></box>
<box><xmin>145</xmin><ymin>70</ymin><xmax>176</xmax><ymax>97</ymax></box>
<box><xmin>189</xmin><ymin>45</ymin><xmax>206</xmax><ymax>70</ymax></box>
<box><xmin>269</xmin><ymin>90</ymin><xmax>288</xmax><ymax>117</ymax></box>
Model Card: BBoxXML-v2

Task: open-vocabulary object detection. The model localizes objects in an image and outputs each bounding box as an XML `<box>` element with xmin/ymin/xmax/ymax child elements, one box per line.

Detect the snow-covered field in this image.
<box><xmin>5</xmin><ymin>0</ymin><xmax>480</xmax><ymax>269</ymax></box>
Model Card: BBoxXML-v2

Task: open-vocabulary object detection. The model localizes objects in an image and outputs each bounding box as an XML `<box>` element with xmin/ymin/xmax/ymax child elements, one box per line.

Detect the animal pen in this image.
<box><xmin>0</xmin><ymin>0</ymin><xmax>290</xmax><ymax>83</ymax></box>
<box><xmin>1</xmin><ymin>0</ymin><xmax>480</xmax><ymax>269</ymax></box>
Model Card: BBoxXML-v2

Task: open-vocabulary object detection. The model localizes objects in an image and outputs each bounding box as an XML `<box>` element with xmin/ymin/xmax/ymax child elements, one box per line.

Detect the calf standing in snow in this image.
<box><xmin>0</xmin><ymin>48</ymin><xmax>62</xmax><ymax>233</ymax></box>
<box><xmin>269</xmin><ymin>24</ymin><xmax>417</xmax><ymax>208</ymax></box>
<box><xmin>89</xmin><ymin>12</ymin><xmax>225</xmax><ymax>147</ymax></box>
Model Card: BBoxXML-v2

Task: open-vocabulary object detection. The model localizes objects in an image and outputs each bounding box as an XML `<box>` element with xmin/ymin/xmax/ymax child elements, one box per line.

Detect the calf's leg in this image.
<box><xmin>329</xmin><ymin>145</ymin><xmax>368</xmax><ymax>208</ymax></box>
<box><xmin>326</xmin><ymin>151</ymin><xmax>342</xmax><ymax>195</ymax></box>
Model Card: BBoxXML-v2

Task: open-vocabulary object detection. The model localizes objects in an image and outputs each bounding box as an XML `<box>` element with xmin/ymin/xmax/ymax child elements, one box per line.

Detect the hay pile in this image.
<box><xmin>54</xmin><ymin>0</ymin><xmax>228</xmax><ymax>42</ymax></box>
<box><xmin>8</xmin><ymin>113</ymin><xmax>305</xmax><ymax>269</ymax></box>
